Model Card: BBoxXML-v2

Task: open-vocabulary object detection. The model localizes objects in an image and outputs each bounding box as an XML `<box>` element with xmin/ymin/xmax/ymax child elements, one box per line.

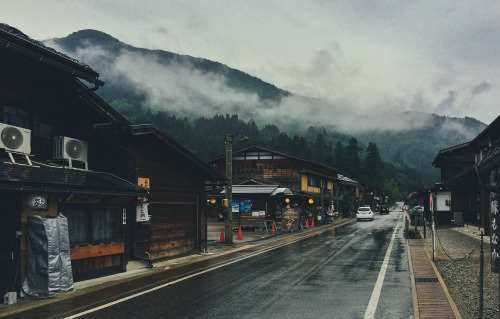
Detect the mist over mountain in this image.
<box><xmin>46</xmin><ymin>30</ymin><xmax>487</xmax><ymax>189</ymax></box>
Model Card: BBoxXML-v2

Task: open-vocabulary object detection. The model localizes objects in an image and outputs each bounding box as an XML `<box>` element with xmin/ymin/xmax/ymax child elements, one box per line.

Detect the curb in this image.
<box><xmin>407</xmin><ymin>238</ymin><xmax>419</xmax><ymax>319</ymax></box>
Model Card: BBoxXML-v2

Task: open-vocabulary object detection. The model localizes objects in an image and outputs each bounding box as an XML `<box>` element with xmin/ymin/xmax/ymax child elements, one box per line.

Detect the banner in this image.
<box><xmin>491</xmin><ymin>193</ymin><xmax>499</xmax><ymax>273</ymax></box>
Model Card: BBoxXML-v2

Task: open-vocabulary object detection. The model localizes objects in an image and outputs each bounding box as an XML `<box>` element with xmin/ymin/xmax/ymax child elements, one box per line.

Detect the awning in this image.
<box><xmin>270</xmin><ymin>187</ymin><xmax>293</xmax><ymax>196</ymax></box>
<box><xmin>220</xmin><ymin>185</ymin><xmax>293</xmax><ymax>196</ymax></box>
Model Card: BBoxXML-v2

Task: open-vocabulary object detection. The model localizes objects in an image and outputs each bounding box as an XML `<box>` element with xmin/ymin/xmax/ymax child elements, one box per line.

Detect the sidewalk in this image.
<box><xmin>408</xmin><ymin>238</ymin><xmax>462</xmax><ymax>318</ymax></box>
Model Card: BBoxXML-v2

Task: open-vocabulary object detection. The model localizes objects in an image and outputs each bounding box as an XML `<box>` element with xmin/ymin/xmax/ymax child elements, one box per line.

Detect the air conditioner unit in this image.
<box><xmin>53</xmin><ymin>136</ymin><xmax>88</xmax><ymax>165</ymax></box>
<box><xmin>0</xmin><ymin>123</ymin><xmax>31</xmax><ymax>155</ymax></box>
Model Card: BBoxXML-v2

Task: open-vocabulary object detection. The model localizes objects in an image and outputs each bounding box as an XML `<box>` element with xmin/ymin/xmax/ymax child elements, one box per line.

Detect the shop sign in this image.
<box><xmin>138</xmin><ymin>177</ymin><xmax>150</xmax><ymax>189</ymax></box>
<box><xmin>136</xmin><ymin>202</ymin><xmax>150</xmax><ymax>222</ymax></box>
<box><xmin>282</xmin><ymin>208</ymin><xmax>299</xmax><ymax>231</ymax></box>
<box><xmin>491</xmin><ymin>193</ymin><xmax>499</xmax><ymax>273</ymax></box>
<box><xmin>27</xmin><ymin>193</ymin><xmax>48</xmax><ymax>209</ymax></box>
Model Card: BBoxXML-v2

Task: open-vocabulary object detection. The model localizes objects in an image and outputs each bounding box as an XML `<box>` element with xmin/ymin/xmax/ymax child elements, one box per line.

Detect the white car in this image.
<box><xmin>357</xmin><ymin>207</ymin><xmax>374</xmax><ymax>221</ymax></box>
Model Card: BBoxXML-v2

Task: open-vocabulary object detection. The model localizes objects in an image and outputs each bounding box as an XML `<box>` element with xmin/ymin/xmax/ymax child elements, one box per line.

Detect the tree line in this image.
<box><xmin>113</xmin><ymin>100</ymin><xmax>424</xmax><ymax>203</ymax></box>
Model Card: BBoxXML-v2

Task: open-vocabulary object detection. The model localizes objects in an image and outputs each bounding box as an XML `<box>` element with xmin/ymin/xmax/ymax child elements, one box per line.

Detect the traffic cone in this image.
<box><xmin>271</xmin><ymin>222</ymin><xmax>276</xmax><ymax>235</ymax></box>
<box><xmin>237</xmin><ymin>225</ymin><xmax>244</xmax><ymax>240</ymax></box>
<box><xmin>312</xmin><ymin>218</ymin><xmax>315</xmax><ymax>227</ymax></box>
<box><xmin>306</xmin><ymin>219</ymin><xmax>309</xmax><ymax>228</ymax></box>
<box><xmin>219</xmin><ymin>227</ymin><xmax>225</xmax><ymax>243</ymax></box>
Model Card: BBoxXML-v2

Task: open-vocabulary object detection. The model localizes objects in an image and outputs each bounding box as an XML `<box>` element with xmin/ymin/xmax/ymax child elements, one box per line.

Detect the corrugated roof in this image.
<box><xmin>337</xmin><ymin>174</ymin><xmax>358</xmax><ymax>184</ymax></box>
<box><xmin>220</xmin><ymin>185</ymin><xmax>292</xmax><ymax>195</ymax></box>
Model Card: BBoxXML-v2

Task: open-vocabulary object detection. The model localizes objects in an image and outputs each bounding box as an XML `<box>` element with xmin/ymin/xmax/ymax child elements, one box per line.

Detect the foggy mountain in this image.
<box><xmin>46</xmin><ymin>30</ymin><xmax>487</xmax><ymax>188</ymax></box>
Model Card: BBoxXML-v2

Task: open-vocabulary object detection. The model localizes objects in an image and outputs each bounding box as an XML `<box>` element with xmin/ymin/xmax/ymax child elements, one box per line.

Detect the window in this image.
<box><xmin>64</xmin><ymin>205</ymin><xmax>120</xmax><ymax>245</ymax></box>
<box><xmin>3</xmin><ymin>105</ymin><xmax>29</xmax><ymax>129</ymax></box>
<box><xmin>2</xmin><ymin>105</ymin><xmax>55</xmax><ymax>139</ymax></box>
<box><xmin>308</xmin><ymin>175</ymin><xmax>326</xmax><ymax>188</ymax></box>
<box><xmin>92</xmin><ymin>207</ymin><xmax>118</xmax><ymax>241</ymax></box>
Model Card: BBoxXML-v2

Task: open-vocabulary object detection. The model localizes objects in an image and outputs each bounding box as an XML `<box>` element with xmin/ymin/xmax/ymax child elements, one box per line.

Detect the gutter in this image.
<box><xmin>0</xmin><ymin>184</ymin><xmax>148</xmax><ymax>197</ymax></box>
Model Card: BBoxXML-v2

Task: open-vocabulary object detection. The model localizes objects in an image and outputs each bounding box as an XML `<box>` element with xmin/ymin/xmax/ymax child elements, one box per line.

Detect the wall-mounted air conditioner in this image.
<box><xmin>53</xmin><ymin>136</ymin><xmax>88</xmax><ymax>168</ymax></box>
<box><xmin>0</xmin><ymin>123</ymin><xmax>31</xmax><ymax>155</ymax></box>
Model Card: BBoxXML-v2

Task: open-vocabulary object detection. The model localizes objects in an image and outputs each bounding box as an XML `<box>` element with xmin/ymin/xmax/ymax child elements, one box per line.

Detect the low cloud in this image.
<box><xmin>48</xmin><ymin>40</ymin><xmax>473</xmax><ymax>135</ymax></box>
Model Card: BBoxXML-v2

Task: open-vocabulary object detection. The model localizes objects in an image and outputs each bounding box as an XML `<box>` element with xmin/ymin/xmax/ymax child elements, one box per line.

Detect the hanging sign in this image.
<box><xmin>136</xmin><ymin>202</ymin><xmax>150</xmax><ymax>222</ymax></box>
<box><xmin>122</xmin><ymin>208</ymin><xmax>127</xmax><ymax>225</ymax></box>
<box><xmin>27</xmin><ymin>194</ymin><xmax>48</xmax><ymax>209</ymax></box>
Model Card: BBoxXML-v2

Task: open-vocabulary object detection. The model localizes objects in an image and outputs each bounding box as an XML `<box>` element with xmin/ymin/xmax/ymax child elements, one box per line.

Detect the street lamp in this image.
<box><xmin>225</xmin><ymin>132</ymin><xmax>250</xmax><ymax>244</ymax></box>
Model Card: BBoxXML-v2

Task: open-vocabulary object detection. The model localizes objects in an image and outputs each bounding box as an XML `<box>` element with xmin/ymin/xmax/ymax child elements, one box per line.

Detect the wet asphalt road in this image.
<box><xmin>70</xmin><ymin>210</ymin><xmax>412</xmax><ymax>319</ymax></box>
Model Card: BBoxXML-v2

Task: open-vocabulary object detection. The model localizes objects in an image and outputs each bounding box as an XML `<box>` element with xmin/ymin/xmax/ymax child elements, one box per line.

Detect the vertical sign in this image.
<box><xmin>491</xmin><ymin>192</ymin><xmax>499</xmax><ymax>273</ymax></box>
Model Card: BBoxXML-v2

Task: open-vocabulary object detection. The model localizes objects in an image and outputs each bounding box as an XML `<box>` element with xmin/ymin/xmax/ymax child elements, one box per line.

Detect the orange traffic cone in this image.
<box><xmin>219</xmin><ymin>227</ymin><xmax>225</xmax><ymax>243</ymax></box>
<box><xmin>237</xmin><ymin>225</ymin><xmax>244</xmax><ymax>240</ymax></box>
<box><xmin>306</xmin><ymin>219</ymin><xmax>309</xmax><ymax>228</ymax></box>
<box><xmin>271</xmin><ymin>222</ymin><xmax>276</xmax><ymax>235</ymax></box>
<box><xmin>312</xmin><ymin>218</ymin><xmax>315</xmax><ymax>227</ymax></box>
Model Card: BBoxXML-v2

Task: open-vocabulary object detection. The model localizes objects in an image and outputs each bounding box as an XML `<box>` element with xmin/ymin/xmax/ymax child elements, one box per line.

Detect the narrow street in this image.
<box><xmin>61</xmin><ymin>210</ymin><xmax>412</xmax><ymax>319</ymax></box>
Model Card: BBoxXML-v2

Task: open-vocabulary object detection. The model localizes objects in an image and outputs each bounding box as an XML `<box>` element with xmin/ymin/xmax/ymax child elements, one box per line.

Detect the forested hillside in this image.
<box><xmin>47</xmin><ymin>30</ymin><xmax>488</xmax><ymax>199</ymax></box>
<box><xmin>117</xmin><ymin>107</ymin><xmax>419</xmax><ymax>202</ymax></box>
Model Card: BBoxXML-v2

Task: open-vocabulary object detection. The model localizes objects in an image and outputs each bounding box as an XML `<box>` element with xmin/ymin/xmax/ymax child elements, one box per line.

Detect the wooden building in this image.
<box><xmin>432</xmin><ymin>115</ymin><xmax>500</xmax><ymax>231</ymax></box>
<box><xmin>207</xmin><ymin>144</ymin><xmax>342</xmax><ymax>225</ymax></box>
<box><xmin>117</xmin><ymin>124</ymin><xmax>225</xmax><ymax>261</ymax></box>
<box><xmin>0</xmin><ymin>23</ymin><xmax>224</xmax><ymax>297</ymax></box>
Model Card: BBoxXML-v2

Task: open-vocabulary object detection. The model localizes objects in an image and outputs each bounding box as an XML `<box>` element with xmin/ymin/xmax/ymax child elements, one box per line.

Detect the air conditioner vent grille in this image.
<box><xmin>53</xmin><ymin>136</ymin><xmax>88</xmax><ymax>169</ymax></box>
<box><xmin>1</xmin><ymin>126</ymin><xmax>24</xmax><ymax>150</ymax></box>
<box><xmin>65</xmin><ymin>139</ymin><xmax>83</xmax><ymax>159</ymax></box>
<box><xmin>0</xmin><ymin>123</ymin><xmax>31</xmax><ymax>155</ymax></box>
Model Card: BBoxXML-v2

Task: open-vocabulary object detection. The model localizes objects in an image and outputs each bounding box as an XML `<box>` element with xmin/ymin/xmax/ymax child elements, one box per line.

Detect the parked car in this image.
<box><xmin>410</xmin><ymin>206</ymin><xmax>424</xmax><ymax>213</ymax></box>
<box><xmin>357</xmin><ymin>206</ymin><xmax>374</xmax><ymax>221</ymax></box>
<box><xmin>380</xmin><ymin>205</ymin><xmax>389</xmax><ymax>215</ymax></box>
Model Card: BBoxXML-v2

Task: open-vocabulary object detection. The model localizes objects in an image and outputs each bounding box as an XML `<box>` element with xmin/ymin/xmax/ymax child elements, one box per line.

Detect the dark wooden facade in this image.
<box><xmin>0</xmin><ymin>24</ymin><xmax>223</xmax><ymax>296</ymax></box>
<box><xmin>121</xmin><ymin>125</ymin><xmax>224</xmax><ymax>260</ymax></box>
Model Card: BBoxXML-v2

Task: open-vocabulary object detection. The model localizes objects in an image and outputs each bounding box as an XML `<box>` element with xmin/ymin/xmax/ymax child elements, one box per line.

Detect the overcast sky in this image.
<box><xmin>2</xmin><ymin>0</ymin><xmax>499</xmax><ymax>125</ymax></box>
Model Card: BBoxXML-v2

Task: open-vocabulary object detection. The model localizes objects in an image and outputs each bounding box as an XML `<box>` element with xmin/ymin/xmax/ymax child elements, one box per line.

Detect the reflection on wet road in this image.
<box><xmin>64</xmin><ymin>211</ymin><xmax>412</xmax><ymax>319</ymax></box>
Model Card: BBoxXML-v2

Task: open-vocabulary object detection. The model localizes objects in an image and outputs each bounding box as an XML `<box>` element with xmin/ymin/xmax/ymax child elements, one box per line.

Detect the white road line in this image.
<box><xmin>363</xmin><ymin>224</ymin><xmax>399</xmax><ymax>319</ymax></box>
<box><xmin>64</xmin><ymin>230</ymin><xmax>324</xmax><ymax>318</ymax></box>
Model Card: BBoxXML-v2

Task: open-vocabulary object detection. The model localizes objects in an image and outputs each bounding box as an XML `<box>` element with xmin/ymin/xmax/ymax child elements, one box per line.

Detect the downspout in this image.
<box><xmin>205</xmin><ymin>195</ymin><xmax>208</xmax><ymax>253</ymax></box>
<box><xmin>197</xmin><ymin>194</ymin><xmax>200</xmax><ymax>253</ymax></box>
<box><xmin>93</xmin><ymin>122</ymin><xmax>153</xmax><ymax>268</ymax></box>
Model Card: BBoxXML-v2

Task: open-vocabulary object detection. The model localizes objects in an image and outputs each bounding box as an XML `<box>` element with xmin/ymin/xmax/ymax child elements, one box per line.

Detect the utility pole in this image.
<box><xmin>225</xmin><ymin>133</ymin><xmax>234</xmax><ymax>244</ymax></box>
<box><xmin>224</xmin><ymin>132</ymin><xmax>250</xmax><ymax>245</ymax></box>
<box><xmin>479</xmin><ymin>231</ymin><xmax>484</xmax><ymax>319</ymax></box>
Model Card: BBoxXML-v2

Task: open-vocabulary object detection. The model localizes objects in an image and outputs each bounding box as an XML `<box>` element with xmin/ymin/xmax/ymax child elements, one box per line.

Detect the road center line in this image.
<box><xmin>363</xmin><ymin>224</ymin><xmax>399</xmax><ymax>319</ymax></box>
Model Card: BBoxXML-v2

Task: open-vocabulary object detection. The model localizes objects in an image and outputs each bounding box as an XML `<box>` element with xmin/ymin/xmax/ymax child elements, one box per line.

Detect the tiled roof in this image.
<box><xmin>0</xmin><ymin>161</ymin><xmax>148</xmax><ymax>197</ymax></box>
<box><xmin>0</xmin><ymin>23</ymin><xmax>103</xmax><ymax>86</ymax></box>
